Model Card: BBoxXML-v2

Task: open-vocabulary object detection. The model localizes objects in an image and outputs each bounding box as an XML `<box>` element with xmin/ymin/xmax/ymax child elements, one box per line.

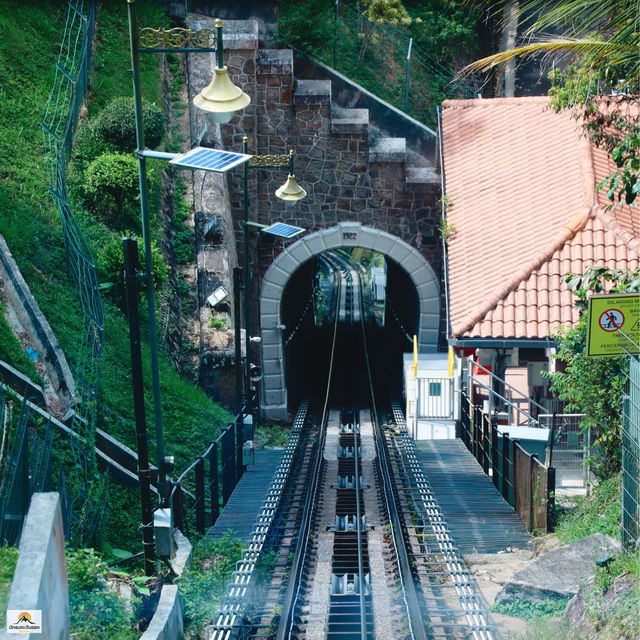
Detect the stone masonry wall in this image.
<box><xmin>219</xmin><ymin>21</ymin><xmax>442</xmax><ymax>336</ymax></box>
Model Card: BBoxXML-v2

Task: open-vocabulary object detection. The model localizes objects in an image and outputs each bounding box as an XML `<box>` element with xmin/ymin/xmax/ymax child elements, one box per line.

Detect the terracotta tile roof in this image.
<box><xmin>441</xmin><ymin>96</ymin><xmax>639</xmax><ymax>341</ymax></box>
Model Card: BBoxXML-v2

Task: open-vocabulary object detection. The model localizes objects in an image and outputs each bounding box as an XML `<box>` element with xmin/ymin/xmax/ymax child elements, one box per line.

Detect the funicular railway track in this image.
<box><xmin>207</xmin><ymin>270</ymin><xmax>493</xmax><ymax>640</ymax></box>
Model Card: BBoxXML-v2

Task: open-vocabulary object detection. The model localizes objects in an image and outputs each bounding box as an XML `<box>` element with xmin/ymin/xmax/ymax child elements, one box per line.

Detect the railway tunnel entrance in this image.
<box><xmin>259</xmin><ymin>223</ymin><xmax>441</xmax><ymax>421</ymax></box>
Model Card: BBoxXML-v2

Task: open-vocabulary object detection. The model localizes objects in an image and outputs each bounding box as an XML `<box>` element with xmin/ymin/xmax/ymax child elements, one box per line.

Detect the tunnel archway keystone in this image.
<box><xmin>259</xmin><ymin>222</ymin><xmax>440</xmax><ymax>420</ymax></box>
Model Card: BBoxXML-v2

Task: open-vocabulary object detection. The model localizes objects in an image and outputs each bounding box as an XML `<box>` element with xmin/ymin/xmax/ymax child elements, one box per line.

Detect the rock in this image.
<box><xmin>565</xmin><ymin>571</ymin><xmax>639</xmax><ymax>639</ymax></box>
<box><xmin>495</xmin><ymin>533</ymin><xmax>621</xmax><ymax>604</ymax></box>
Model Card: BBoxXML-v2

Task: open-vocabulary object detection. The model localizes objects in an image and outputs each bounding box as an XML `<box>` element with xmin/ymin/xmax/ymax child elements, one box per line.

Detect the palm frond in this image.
<box><xmin>458</xmin><ymin>39</ymin><xmax>638</xmax><ymax>78</ymax></box>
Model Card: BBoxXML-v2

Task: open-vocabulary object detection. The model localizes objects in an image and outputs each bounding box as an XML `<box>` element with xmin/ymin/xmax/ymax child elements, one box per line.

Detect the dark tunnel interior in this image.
<box><xmin>280</xmin><ymin>251</ymin><xmax>419</xmax><ymax>411</ymax></box>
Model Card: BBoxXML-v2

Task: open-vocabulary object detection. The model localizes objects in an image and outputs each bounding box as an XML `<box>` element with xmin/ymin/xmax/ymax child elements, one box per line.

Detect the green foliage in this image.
<box><xmin>0</xmin><ymin>302</ymin><xmax>43</xmax><ymax>384</ymax></box>
<box><xmin>94</xmin><ymin>97</ymin><xmax>164</xmax><ymax>153</ymax></box>
<box><xmin>465</xmin><ymin>0</ymin><xmax>639</xmax><ymax>207</ymax></box>
<box><xmin>546</xmin><ymin>265</ymin><xmax>639</xmax><ymax>477</ymax></box>
<box><xmin>490</xmin><ymin>596</ymin><xmax>569</xmax><ymax>621</ymax></box>
<box><xmin>277</xmin><ymin>0</ymin><xmax>480</xmax><ymax>127</ymax></box>
<box><xmin>0</xmin><ymin>546</ymin><xmax>19</xmax><ymax>629</ymax></box>
<box><xmin>67</xmin><ymin>548</ymin><xmax>137</xmax><ymax>640</ymax></box>
<box><xmin>555</xmin><ymin>474</ymin><xmax>622</xmax><ymax>544</ymax></box>
<box><xmin>255</xmin><ymin>422</ymin><xmax>290</xmax><ymax>449</ymax></box>
<box><xmin>208</xmin><ymin>314</ymin><xmax>228</xmax><ymax>330</ymax></box>
<box><xmin>177</xmin><ymin>533</ymin><xmax>244</xmax><ymax>637</ymax></box>
<box><xmin>96</xmin><ymin>233</ymin><xmax>169</xmax><ymax>307</ymax></box>
<box><xmin>84</xmin><ymin>152</ymin><xmax>141</xmax><ymax>230</ymax></box>
<box><xmin>87</xmin><ymin>0</ymin><xmax>164</xmax><ymax>117</ymax></box>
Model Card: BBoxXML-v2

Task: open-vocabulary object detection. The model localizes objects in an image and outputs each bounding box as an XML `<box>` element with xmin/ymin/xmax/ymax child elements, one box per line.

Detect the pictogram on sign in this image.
<box><xmin>598</xmin><ymin>309</ymin><xmax>624</xmax><ymax>332</ymax></box>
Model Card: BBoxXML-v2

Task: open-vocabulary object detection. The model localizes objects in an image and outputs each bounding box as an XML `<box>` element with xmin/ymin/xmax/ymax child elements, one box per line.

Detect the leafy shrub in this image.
<box><xmin>84</xmin><ymin>153</ymin><xmax>141</xmax><ymax>230</ymax></box>
<box><xmin>66</xmin><ymin>548</ymin><xmax>136</xmax><ymax>640</ymax></box>
<box><xmin>94</xmin><ymin>97</ymin><xmax>164</xmax><ymax>152</ymax></box>
<box><xmin>96</xmin><ymin>233</ymin><xmax>168</xmax><ymax>308</ymax></box>
<box><xmin>208</xmin><ymin>314</ymin><xmax>228</xmax><ymax>330</ymax></box>
<box><xmin>177</xmin><ymin>533</ymin><xmax>244</xmax><ymax>637</ymax></box>
<box><xmin>490</xmin><ymin>597</ymin><xmax>569</xmax><ymax>621</ymax></box>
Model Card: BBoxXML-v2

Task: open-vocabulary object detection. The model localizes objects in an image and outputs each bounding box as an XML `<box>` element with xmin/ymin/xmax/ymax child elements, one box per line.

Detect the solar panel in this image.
<box><xmin>169</xmin><ymin>147</ymin><xmax>251</xmax><ymax>173</ymax></box>
<box><xmin>262</xmin><ymin>222</ymin><xmax>305</xmax><ymax>239</ymax></box>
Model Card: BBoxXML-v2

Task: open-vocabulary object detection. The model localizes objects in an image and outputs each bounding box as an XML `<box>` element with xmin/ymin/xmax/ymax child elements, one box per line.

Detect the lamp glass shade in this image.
<box><xmin>193</xmin><ymin>66</ymin><xmax>250</xmax><ymax>120</ymax></box>
<box><xmin>275</xmin><ymin>174</ymin><xmax>307</xmax><ymax>203</ymax></box>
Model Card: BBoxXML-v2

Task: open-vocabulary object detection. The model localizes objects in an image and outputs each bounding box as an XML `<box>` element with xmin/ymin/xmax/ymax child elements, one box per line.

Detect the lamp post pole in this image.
<box><xmin>242</xmin><ymin>136</ymin><xmax>253</xmax><ymax>421</ymax></box>
<box><xmin>240</xmin><ymin>141</ymin><xmax>308</xmax><ymax>424</ymax></box>
<box><xmin>127</xmin><ymin>0</ymin><xmax>167</xmax><ymax>497</ymax></box>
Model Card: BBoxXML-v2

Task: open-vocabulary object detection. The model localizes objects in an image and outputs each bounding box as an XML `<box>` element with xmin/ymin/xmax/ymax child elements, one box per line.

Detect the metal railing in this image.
<box><xmin>539</xmin><ymin>413</ymin><xmax>591</xmax><ymax>489</ymax></box>
<box><xmin>0</xmin><ymin>382</ymin><xmax>106</xmax><ymax>547</ymax></box>
<box><xmin>169</xmin><ymin>414</ymin><xmax>244</xmax><ymax>537</ymax></box>
<box><xmin>281</xmin><ymin>1</ymin><xmax>478</xmax><ymax>129</ymax></box>
<box><xmin>459</xmin><ymin>389</ymin><xmax>555</xmax><ymax>533</ymax></box>
<box><xmin>467</xmin><ymin>360</ymin><xmax>546</xmax><ymax>428</ymax></box>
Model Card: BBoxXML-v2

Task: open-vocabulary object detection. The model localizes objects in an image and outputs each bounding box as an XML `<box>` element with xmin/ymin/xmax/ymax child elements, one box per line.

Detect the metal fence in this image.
<box><xmin>41</xmin><ymin>0</ymin><xmax>103</xmax><ymax>474</ymax></box>
<box><xmin>539</xmin><ymin>413</ymin><xmax>591</xmax><ymax>489</ymax></box>
<box><xmin>622</xmin><ymin>356</ymin><xmax>640</xmax><ymax>549</ymax></box>
<box><xmin>459</xmin><ymin>389</ymin><xmax>555</xmax><ymax>533</ymax></box>
<box><xmin>169</xmin><ymin>416</ymin><xmax>244</xmax><ymax>537</ymax></box>
<box><xmin>282</xmin><ymin>1</ymin><xmax>478</xmax><ymax>129</ymax></box>
<box><xmin>0</xmin><ymin>383</ymin><xmax>106</xmax><ymax>547</ymax></box>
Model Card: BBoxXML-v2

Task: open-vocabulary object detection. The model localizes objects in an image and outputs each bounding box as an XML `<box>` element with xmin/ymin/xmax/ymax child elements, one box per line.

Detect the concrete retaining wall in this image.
<box><xmin>0</xmin><ymin>234</ymin><xmax>76</xmax><ymax>416</ymax></box>
<box><xmin>139</xmin><ymin>586</ymin><xmax>183</xmax><ymax>640</ymax></box>
<box><xmin>2</xmin><ymin>493</ymin><xmax>69</xmax><ymax>640</ymax></box>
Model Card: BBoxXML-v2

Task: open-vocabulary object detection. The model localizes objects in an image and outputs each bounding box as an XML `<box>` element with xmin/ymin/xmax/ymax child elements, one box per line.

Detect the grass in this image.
<box><xmin>0</xmin><ymin>0</ymin><xmax>234</xmax><ymax>554</ymax></box>
<box><xmin>554</xmin><ymin>474</ymin><xmax>623</xmax><ymax>544</ymax></box>
<box><xmin>0</xmin><ymin>302</ymin><xmax>43</xmax><ymax>384</ymax></box>
<box><xmin>176</xmin><ymin>533</ymin><xmax>244</xmax><ymax>638</ymax></box>
<box><xmin>0</xmin><ymin>545</ymin><xmax>19</xmax><ymax>629</ymax></box>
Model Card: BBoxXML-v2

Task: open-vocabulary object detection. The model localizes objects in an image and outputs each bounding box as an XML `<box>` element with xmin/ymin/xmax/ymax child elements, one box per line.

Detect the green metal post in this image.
<box><xmin>243</xmin><ymin>136</ymin><xmax>252</xmax><ymax>420</ymax></box>
<box><xmin>404</xmin><ymin>38</ymin><xmax>412</xmax><ymax>114</ymax></box>
<box><xmin>127</xmin><ymin>0</ymin><xmax>167</xmax><ymax>500</ymax></box>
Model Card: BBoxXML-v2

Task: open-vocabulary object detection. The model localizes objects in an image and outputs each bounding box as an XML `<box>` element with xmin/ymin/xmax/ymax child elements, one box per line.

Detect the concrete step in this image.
<box><xmin>293</xmin><ymin>79</ymin><xmax>331</xmax><ymax>105</ymax></box>
<box><xmin>368</xmin><ymin>137</ymin><xmax>406</xmax><ymax>163</ymax></box>
<box><xmin>330</xmin><ymin>106</ymin><xmax>369</xmax><ymax>134</ymax></box>
<box><xmin>406</xmin><ymin>166</ymin><xmax>440</xmax><ymax>193</ymax></box>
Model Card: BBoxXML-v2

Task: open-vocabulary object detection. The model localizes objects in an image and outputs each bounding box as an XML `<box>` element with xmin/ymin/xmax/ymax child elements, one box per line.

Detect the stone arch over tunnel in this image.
<box><xmin>259</xmin><ymin>222</ymin><xmax>441</xmax><ymax>421</ymax></box>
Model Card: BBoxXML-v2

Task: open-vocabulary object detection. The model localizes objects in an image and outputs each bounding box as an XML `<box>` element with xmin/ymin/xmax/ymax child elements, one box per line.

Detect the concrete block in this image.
<box><xmin>5</xmin><ymin>493</ymin><xmax>69</xmax><ymax>640</ymax></box>
<box><xmin>406</xmin><ymin>167</ymin><xmax>440</xmax><ymax>185</ymax></box>
<box><xmin>139</xmin><ymin>585</ymin><xmax>183</xmax><ymax>640</ymax></box>
<box><xmin>331</xmin><ymin>107</ymin><xmax>369</xmax><ymax>134</ymax></box>
<box><xmin>256</xmin><ymin>50</ymin><xmax>293</xmax><ymax>75</ymax></box>
<box><xmin>369</xmin><ymin>137</ymin><xmax>406</xmax><ymax>163</ymax></box>
<box><xmin>218</xmin><ymin>19</ymin><xmax>258</xmax><ymax>50</ymax></box>
<box><xmin>293</xmin><ymin>80</ymin><xmax>331</xmax><ymax>105</ymax></box>
<box><xmin>263</xmin><ymin>359</ymin><xmax>282</xmax><ymax>376</ymax></box>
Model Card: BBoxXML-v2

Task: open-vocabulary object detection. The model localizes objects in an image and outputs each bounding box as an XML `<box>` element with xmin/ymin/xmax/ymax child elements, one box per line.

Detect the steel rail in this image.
<box><xmin>355</xmin><ymin>271</ymin><xmax>429</xmax><ymax>640</ymax></box>
<box><xmin>206</xmin><ymin>401</ymin><xmax>309</xmax><ymax>640</ymax></box>
<box><xmin>390</xmin><ymin>403</ymin><xmax>494</xmax><ymax>640</ymax></box>
<box><xmin>276</xmin><ymin>273</ymin><xmax>343</xmax><ymax>640</ymax></box>
<box><xmin>353</xmin><ymin>411</ymin><xmax>368</xmax><ymax>640</ymax></box>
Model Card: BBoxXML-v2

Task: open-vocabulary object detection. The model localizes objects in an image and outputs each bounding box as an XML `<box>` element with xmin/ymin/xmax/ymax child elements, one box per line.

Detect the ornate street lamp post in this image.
<box><xmin>126</xmin><ymin>0</ymin><xmax>250</xmax><ymax>500</ymax></box>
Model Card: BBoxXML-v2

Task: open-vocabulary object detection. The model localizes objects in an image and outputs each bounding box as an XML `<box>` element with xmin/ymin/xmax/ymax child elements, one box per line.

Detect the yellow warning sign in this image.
<box><xmin>587</xmin><ymin>293</ymin><xmax>640</xmax><ymax>357</ymax></box>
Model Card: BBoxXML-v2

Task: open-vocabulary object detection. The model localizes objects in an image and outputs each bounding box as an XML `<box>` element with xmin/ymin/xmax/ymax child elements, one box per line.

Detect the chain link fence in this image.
<box><xmin>622</xmin><ymin>356</ymin><xmax>640</xmax><ymax>549</ymax></box>
<box><xmin>41</xmin><ymin>0</ymin><xmax>103</xmax><ymax>473</ymax></box>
